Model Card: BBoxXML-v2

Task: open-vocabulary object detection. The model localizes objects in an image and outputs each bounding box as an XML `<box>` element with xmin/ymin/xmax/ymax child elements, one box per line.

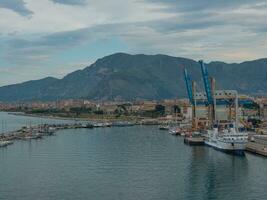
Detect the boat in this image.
<box><xmin>169</xmin><ymin>127</ymin><xmax>181</xmax><ymax>135</ymax></box>
<box><xmin>93</xmin><ymin>122</ymin><xmax>112</xmax><ymax>128</ymax></box>
<box><xmin>0</xmin><ymin>140</ymin><xmax>14</xmax><ymax>147</ymax></box>
<box><xmin>159</xmin><ymin>126</ymin><xmax>169</xmax><ymax>130</ymax></box>
<box><xmin>85</xmin><ymin>123</ymin><xmax>94</xmax><ymax>129</ymax></box>
<box><xmin>184</xmin><ymin>131</ymin><xmax>205</xmax><ymax>145</ymax></box>
<box><xmin>159</xmin><ymin>125</ymin><xmax>170</xmax><ymax>130</ymax></box>
<box><xmin>23</xmin><ymin>133</ymin><xmax>43</xmax><ymax>140</ymax></box>
<box><xmin>112</xmin><ymin>121</ymin><xmax>135</xmax><ymax>127</ymax></box>
<box><xmin>169</xmin><ymin>128</ymin><xmax>178</xmax><ymax>135</ymax></box>
<box><xmin>39</xmin><ymin>126</ymin><xmax>56</xmax><ymax>135</ymax></box>
<box><xmin>205</xmin><ymin>123</ymin><xmax>248</xmax><ymax>155</ymax></box>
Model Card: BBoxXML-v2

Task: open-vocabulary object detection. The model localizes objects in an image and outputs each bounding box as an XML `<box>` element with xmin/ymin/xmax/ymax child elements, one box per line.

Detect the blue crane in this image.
<box><xmin>199</xmin><ymin>60</ymin><xmax>213</xmax><ymax>105</ymax></box>
<box><xmin>183</xmin><ymin>67</ymin><xmax>194</xmax><ymax>104</ymax></box>
<box><xmin>199</xmin><ymin>60</ymin><xmax>254</xmax><ymax>106</ymax></box>
<box><xmin>199</xmin><ymin>60</ymin><xmax>216</xmax><ymax>125</ymax></box>
<box><xmin>184</xmin><ymin>67</ymin><xmax>198</xmax><ymax>128</ymax></box>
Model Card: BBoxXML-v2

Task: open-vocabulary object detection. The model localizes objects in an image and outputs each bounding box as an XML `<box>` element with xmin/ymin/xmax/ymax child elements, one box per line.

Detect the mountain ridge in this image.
<box><xmin>0</xmin><ymin>53</ymin><xmax>266</xmax><ymax>102</ymax></box>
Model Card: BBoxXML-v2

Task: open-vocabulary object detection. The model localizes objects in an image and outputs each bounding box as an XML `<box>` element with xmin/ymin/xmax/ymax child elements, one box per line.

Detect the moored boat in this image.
<box><xmin>205</xmin><ymin>123</ymin><xmax>248</xmax><ymax>155</ymax></box>
<box><xmin>169</xmin><ymin>127</ymin><xmax>181</xmax><ymax>135</ymax></box>
<box><xmin>0</xmin><ymin>140</ymin><xmax>14</xmax><ymax>147</ymax></box>
<box><xmin>159</xmin><ymin>125</ymin><xmax>170</xmax><ymax>130</ymax></box>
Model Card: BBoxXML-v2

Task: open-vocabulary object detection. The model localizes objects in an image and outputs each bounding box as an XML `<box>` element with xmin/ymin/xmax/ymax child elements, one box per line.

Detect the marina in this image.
<box><xmin>0</xmin><ymin>120</ymin><xmax>138</xmax><ymax>147</ymax></box>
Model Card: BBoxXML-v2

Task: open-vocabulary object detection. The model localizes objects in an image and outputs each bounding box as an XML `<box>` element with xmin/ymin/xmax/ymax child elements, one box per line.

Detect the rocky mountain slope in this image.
<box><xmin>0</xmin><ymin>53</ymin><xmax>266</xmax><ymax>102</ymax></box>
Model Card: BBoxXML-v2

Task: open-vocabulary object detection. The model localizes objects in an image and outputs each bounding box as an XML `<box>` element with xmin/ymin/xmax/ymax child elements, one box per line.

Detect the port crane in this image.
<box><xmin>183</xmin><ymin>67</ymin><xmax>197</xmax><ymax>129</ymax></box>
<box><xmin>198</xmin><ymin>60</ymin><xmax>250</xmax><ymax>130</ymax></box>
<box><xmin>183</xmin><ymin>67</ymin><xmax>194</xmax><ymax>105</ymax></box>
<box><xmin>183</xmin><ymin>61</ymin><xmax>256</xmax><ymax>130</ymax></box>
<box><xmin>199</xmin><ymin>60</ymin><xmax>214</xmax><ymax>106</ymax></box>
<box><xmin>199</xmin><ymin>60</ymin><xmax>216</xmax><ymax>127</ymax></box>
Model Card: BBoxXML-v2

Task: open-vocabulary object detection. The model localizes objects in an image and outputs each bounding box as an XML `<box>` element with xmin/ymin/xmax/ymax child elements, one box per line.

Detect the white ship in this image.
<box><xmin>205</xmin><ymin>124</ymin><xmax>248</xmax><ymax>155</ymax></box>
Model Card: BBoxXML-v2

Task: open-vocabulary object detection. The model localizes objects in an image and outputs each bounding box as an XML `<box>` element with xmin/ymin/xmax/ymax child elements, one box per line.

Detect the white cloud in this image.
<box><xmin>0</xmin><ymin>0</ymin><xmax>173</xmax><ymax>35</ymax></box>
<box><xmin>1</xmin><ymin>0</ymin><xmax>267</xmax><ymax>85</ymax></box>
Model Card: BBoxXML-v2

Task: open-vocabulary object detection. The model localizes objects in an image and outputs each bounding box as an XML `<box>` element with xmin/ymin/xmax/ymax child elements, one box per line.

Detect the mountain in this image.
<box><xmin>0</xmin><ymin>53</ymin><xmax>267</xmax><ymax>102</ymax></box>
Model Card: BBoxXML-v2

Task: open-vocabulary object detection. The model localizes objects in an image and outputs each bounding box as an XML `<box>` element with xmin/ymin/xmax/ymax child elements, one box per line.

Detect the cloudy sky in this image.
<box><xmin>1</xmin><ymin>0</ymin><xmax>267</xmax><ymax>86</ymax></box>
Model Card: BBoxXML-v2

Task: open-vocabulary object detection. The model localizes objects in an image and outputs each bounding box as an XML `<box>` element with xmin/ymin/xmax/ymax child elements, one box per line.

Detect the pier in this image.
<box><xmin>184</xmin><ymin>136</ymin><xmax>205</xmax><ymax>146</ymax></box>
<box><xmin>246</xmin><ymin>135</ymin><xmax>267</xmax><ymax>156</ymax></box>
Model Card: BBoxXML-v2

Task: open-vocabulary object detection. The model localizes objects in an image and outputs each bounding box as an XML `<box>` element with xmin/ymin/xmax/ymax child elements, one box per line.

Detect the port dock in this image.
<box><xmin>184</xmin><ymin>136</ymin><xmax>205</xmax><ymax>146</ymax></box>
<box><xmin>246</xmin><ymin>135</ymin><xmax>267</xmax><ymax>156</ymax></box>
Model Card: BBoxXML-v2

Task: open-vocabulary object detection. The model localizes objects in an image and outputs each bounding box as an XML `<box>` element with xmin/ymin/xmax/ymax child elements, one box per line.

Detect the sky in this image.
<box><xmin>1</xmin><ymin>0</ymin><xmax>267</xmax><ymax>86</ymax></box>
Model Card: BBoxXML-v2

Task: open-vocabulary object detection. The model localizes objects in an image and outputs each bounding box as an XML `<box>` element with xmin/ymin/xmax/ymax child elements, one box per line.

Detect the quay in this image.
<box><xmin>246</xmin><ymin>135</ymin><xmax>267</xmax><ymax>156</ymax></box>
<box><xmin>184</xmin><ymin>136</ymin><xmax>205</xmax><ymax>146</ymax></box>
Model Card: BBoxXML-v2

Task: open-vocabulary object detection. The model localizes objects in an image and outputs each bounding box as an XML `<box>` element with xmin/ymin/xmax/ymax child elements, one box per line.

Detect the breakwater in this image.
<box><xmin>0</xmin><ymin>121</ymin><xmax>137</xmax><ymax>147</ymax></box>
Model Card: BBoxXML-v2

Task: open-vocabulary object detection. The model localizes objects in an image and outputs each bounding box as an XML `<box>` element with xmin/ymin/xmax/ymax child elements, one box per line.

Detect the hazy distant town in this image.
<box><xmin>1</xmin><ymin>96</ymin><xmax>267</xmax><ymax>129</ymax></box>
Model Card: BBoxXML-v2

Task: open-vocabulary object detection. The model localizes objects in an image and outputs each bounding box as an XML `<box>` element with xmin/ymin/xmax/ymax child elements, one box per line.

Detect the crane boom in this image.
<box><xmin>199</xmin><ymin>60</ymin><xmax>213</xmax><ymax>105</ymax></box>
<box><xmin>183</xmin><ymin>68</ymin><xmax>194</xmax><ymax>104</ymax></box>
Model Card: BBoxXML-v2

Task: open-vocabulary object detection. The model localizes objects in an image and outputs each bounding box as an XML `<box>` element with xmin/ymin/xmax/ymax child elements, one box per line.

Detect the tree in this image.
<box><xmin>155</xmin><ymin>104</ymin><xmax>165</xmax><ymax>115</ymax></box>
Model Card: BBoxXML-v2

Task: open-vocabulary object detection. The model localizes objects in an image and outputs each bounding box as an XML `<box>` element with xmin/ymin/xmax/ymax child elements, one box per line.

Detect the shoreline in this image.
<box><xmin>6</xmin><ymin>111</ymin><xmax>171</xmax><ymax>125</ymax></box>
<box><xmin>8</xmin><ymin>112</ymin><xmax>88</xmax><ymax>122</ymax></box>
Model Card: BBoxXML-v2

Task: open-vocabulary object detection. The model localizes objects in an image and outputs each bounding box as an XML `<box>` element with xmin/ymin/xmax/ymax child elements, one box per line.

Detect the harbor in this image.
<box><xmin>154</xmin><ymin>60</ymin><xmax>267</xmax><ymax>157</ymax></box>
<box><xmin>1</xmin><ymin>59</ymin><xmax>267</xmax><ymax>157</ymax></box>
<box><xmin>2</xmin><ymin>0</ymin><xmax>267</xmax><ymax>199</ymax></box>
<box><xmin>1</xmin><ymin>60</ymin><xmax>267</xmax><ymax>199</ymax></box>
<box><xmin>1</xmin><ymin>120</ymin><xmax>267</xmax><ymax>200</ymax></box>
<box><xmin>1</xmin><ymin>111</ymin><xmax>267</xmax><ymax>158</ymax></box>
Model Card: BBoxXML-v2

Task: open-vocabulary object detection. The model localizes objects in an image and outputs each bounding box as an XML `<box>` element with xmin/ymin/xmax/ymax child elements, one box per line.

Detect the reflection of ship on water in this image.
<box><xmin>185</xmin><ymin>147</ymin><xmax>249</xmax><ymax>200</ymax></box>
<box><xmin>184</xmin><ymin>146</ymin><xmax>208</xmax><ymax>200</ymax></box>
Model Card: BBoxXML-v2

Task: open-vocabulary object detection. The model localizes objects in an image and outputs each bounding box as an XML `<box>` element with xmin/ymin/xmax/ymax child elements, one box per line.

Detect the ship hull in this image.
<box><xmin>205</xmin><ymin>140</ymin><xmax>246</xmax><ymax>155</ymax></box>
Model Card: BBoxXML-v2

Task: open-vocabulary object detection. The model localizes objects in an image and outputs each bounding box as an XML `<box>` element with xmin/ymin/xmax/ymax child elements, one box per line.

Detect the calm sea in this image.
<box><xmin>0</xmin><ymin>112</ymin><xmax>266</xmax><ymax>200</ymax></box>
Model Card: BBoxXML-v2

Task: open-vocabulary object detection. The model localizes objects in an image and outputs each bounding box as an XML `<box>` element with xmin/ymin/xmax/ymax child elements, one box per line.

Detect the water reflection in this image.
<box><xmin>0</xmin><ymin>117</ymin><xmax>266</xmax><ymax>200</ymax></box>
<box><xmin>186</xmin><ymin>146</ymin><xmax>249</xmax><ymax>200</ymax></box>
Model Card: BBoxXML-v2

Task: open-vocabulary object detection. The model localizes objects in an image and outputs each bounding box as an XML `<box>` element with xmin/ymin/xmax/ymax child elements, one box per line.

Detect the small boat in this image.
<box><xmin>112</xmin><ymin>121</ymin><xmax>135</xmax><ymax>127</ymax></box>
<box><xmin>0</xmin><ymin>140</ymin><xmax>14</xmax><ymax>147</ymax></box>
<box><xmin>159</xmin><ymin>125</ymin><xmax>170</xmax><ymax>130</ymax></box>
<box><xmin>169</xmin><ymin>127</ymin><xmax>181</xmax><ymax>135</ymax></box>
<box><xmin>23</xmin><ymin>133</ymin><xmax>43</xmax><ymax>140</ymax></box>
<box><xmin>85</xmin><ymin>124</ymin><xmax>94</xmax><ymax>129</ymax></box>
<box><xmin>93</xmin><ymin>122</ymin><xmax>112</xmax><ymax>128</ymax></box>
